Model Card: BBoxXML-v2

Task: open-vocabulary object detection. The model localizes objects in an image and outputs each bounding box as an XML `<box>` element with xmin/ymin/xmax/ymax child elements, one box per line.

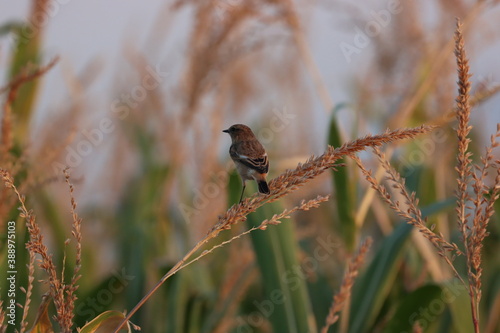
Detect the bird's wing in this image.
<box><xmin>238</xmin><ymin>154</ymin><xmax>269</xmax><ymax>174</ymax></box>
<box><xmin>230</xmin><ymin>142</ymin><xmax>269</xmax><ymax>174</ymax></box>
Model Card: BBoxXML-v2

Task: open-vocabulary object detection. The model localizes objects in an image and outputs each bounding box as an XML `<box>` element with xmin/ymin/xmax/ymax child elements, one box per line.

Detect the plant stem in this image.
<box><xmin>112</xmin><ymin>234</ymin><xmax>217</xmax><ymax>333</ymax></box>
<box><xmin>470</xmin><ymin>293</ymin><xmax>479</xmax><ymax>333</ymax></box>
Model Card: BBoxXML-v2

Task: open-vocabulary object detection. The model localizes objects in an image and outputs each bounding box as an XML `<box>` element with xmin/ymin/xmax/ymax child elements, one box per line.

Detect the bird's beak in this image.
<box><xmin>222</xmin><ymin>129</ymin><xmax>229</xmax><ymax>133</ymax></box>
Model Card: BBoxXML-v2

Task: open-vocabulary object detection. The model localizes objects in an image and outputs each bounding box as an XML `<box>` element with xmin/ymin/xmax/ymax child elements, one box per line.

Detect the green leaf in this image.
<box><xmin>384</xmin><ymin>284</ymin><xmax>443</xmax><ymax>332</ymax></box>
<box><xmin>164</xmin><ymin>269</ymin><xmax>189</xmax><ymax>333</ymax></box>
<box><xmin>349</xmin><ymin>199</ymin><xmax>455</xmax><ymax>333</ymax></box>
<box><xmin>227</xmin><ymin>170</ymin><xmax>242</xmax><ymax>207</ymax></box>
<box><xmin>349</xmin><ymin>222</ymin><xmax>412</xmax><ymax>333</ymax></box>
<box><xmin>328</xmin><ymin>110</ymin><xmax>356</xmax><ymax>251</ymax></box>
<box><xmin>447</xmin><ymin>281</ymin><xmax>474</xmax><ymax>333</ymax></box>
<box><xmin>115</xmin><ymin>144</ymin><xmax>170</xmax><ymax>325</ymax></box>
<box><xmin>246</xmin><ymin>202</ymin><xmax>316</xmax><ymax>333</ymax></box>
<box><xmin>79</xmin><ymin>310</ymin><xmax>132</xmax><ymax>333</ymax></box>
<box><xmin>186</xmin><ymin>295</ymin><xmax>208</xmax><ymax>333</ymax></box>
<box><xmin>8</xmin><ymin>22</ymin><xmax>43</xmax><ymax>146</ymax></box>
<box><xmin>0</xmin><ymin>21</ymin><xmax>24</xmax><ymax>37</ymax></box>
<box><xmin>200</xmin><ymin>264</ymin><xmax>255</xmax><ymax>333</ymax></box>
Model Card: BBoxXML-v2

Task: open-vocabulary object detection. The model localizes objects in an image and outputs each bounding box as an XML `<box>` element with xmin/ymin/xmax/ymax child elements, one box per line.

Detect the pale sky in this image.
<box><xmin>1</xmin><ymin>1</ymin><xmax>499</xmax><ymax>138</ymax></box>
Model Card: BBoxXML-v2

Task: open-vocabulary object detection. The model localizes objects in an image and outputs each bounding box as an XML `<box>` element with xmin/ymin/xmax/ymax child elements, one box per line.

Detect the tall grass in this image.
<box><xmin>1</xmin><ymin>1</ymin><xmax>500</xmax><ymax>333</ymax></box>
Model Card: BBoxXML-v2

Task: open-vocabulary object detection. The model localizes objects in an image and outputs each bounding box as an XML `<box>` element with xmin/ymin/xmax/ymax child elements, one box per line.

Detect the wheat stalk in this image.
<box><xmin>211</xmin><ymin>126</ymin><xmax>433</xmax><ymax>235</ymax></box>
<box><xmin>62</xmin><ymin>168</ymin><xmax>82</xmax><ymax>330</ymax></box>
<box><xmin>453</xmin><ymin>18</ymin><xmax>480</xmax><ymax>331</ymax></box>
<box><xmin>347</xmin><ymin>19</ymin><xmax>499</xmax><ymax>333</ymax></box>
<box><xmin>0</xmin><ymin>169</ymin><xmax>78</xmax><ymax>333</ymax></box>
<box><xmin>19</xmin><ymin>251</ymin><xmax>35</xmax><ymax>333</ymax></box>
<box><xmin>113</xmin><ymin>125</ymin><xmax>432</xmax><ymax>332</ymax></box>
<box><xmin>350</xmin><ymin>150</ymin><xmax>466</xmax><ymax>286</ymax></box>
<box><xmin>321</xmin><ymin>237</ymin><xmax>372</xmax><ymax>333</ymax></box>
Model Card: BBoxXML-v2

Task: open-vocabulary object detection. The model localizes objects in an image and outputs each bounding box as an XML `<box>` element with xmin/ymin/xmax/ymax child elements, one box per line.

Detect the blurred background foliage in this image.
<box><xmin>1</xmin><ymin>0</ymin><xmax>500</xmax><ymax>332</ymax></box>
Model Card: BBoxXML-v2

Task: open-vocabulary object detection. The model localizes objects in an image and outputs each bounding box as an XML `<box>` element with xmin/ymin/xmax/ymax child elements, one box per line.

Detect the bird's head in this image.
<box><xmin>223</xmin><ymin>124</ymin><xmax>255</xmax><ymax>142</ymax></box>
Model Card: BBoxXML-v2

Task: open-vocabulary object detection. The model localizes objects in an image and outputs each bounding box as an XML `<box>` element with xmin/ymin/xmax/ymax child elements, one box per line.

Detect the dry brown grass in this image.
<box><xmin>211</xmin><ymin>125</ymin><xmax>433</xmax><ymax>235</ymax></box>
<box><xmin>0</xmin><ymin>168</ymin><xmax>83</xmax><ymax>333</ymax></box>
<box><xmin>321</xmin><ymin>237</ymin><xmax>372</xmax><ymax>333</ymax></box>
<box><xmin>351</xmin><ymin>148</ymin><xmax>462</xmax><ymax>258</ymax></box>
<box><xmin>453</xmin><ymin>18</ymin><xmax>500</xmax><ymax>331</ymax></box>
<box><xmin>113</xmin><ymin>124</ymin><xmax>432</xmax><ymax>331</ymax></box>
<box><xmin>192</xmin><ymin>195</ymin><xmax>332</xmax><ymax>265</ymax></box>
<box><xmin>2</xmin><ymin>1</ymin><xmax>499</xmax><ymax>332</ymax></box>
<box><xmin>19</xmin><ymin>251</ymin><xmax>35</xmax><ymax>333</ymax></box>
<box><xmin>62</xmin><ymin>168</ymin><xmax>82</xmax><ymax>329</ymax></box>
<box><xmin>211</xmin><ymin>242</ymin><xmax>257</xmax><ymax>333</ymax></box>
<box><xmin>349</xmin><ymin>18</ymin><xmax>500</xmax><ymax>333</ymax></box>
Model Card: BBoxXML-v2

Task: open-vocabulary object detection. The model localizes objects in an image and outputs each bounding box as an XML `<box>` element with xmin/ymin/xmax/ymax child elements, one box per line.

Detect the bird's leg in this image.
<box><xmin>239</xmin><ymin>182</ymin><xmax>246</xmax><ymax>203</ymax></box>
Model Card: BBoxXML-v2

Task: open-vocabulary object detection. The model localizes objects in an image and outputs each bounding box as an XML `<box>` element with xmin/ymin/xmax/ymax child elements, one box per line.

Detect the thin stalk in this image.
<box><xmin>112</xmin><ymin>234</ymin><xmax>217</xmax><ymax>333</ymax></box>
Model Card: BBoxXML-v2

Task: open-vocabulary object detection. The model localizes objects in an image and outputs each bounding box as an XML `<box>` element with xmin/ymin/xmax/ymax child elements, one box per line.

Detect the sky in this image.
<box><xmin>0</xmin><ymin>1</ymin><xmax>374</xmax><ymax>114</ymax></box>
<box><xmin>1</xmin><ymin>1</ymin><xmax>499</xmax><ymax>140</ymax></box>
<box><xmin>1</xmin><ymin>0</ymin><xmax>169</xmax><ymax>118</ymax></box>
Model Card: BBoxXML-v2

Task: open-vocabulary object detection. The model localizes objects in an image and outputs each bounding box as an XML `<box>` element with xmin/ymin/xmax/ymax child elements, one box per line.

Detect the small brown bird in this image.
<box><xmin>223</xmin><ymin>124</ymin><xmax>270</xmax><ymax>202</ymax></box>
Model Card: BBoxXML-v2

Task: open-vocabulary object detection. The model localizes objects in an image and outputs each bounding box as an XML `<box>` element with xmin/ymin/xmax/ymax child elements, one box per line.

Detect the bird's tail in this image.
<box><xmin>257</xmin><ymin>180</ymin><xmax>270</xmax><ymax>194</ymax></box>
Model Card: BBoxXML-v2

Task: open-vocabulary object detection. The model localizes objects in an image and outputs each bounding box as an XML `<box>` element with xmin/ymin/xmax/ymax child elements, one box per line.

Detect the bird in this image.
<box><xmin>223</xmin><ymin>124</ymin><xmax>270</xmax><ymax>203</ymax></box>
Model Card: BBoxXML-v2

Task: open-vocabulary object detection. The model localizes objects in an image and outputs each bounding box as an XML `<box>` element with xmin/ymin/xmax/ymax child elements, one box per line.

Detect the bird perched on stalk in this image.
<box><xmin>223</xmin><ymin>124</ymin><xmax>270</xmax><ymax>202</ymax></box>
